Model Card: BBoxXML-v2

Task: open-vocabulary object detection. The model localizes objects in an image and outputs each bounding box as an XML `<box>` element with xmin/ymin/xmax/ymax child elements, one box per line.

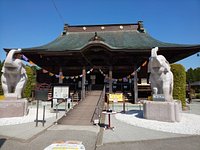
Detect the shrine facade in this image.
<box><xmin>4</xmin><ymin>21</ymin><xmax>200</xmax><ymax>102</ymax></box>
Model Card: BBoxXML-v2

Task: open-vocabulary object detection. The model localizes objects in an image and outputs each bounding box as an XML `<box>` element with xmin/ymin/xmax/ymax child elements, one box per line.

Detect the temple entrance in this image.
<box><xmin>86</xmin><ymin>68</ymin><xmax>105</xmax><ymax>90</ymax></box>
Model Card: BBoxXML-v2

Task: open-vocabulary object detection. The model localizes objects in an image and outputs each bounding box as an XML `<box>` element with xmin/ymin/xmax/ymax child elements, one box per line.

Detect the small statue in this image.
<box><xmin>1</xmin><ymin>49</ymin><xmax>27</xmax><ymax>99</ymax></box>
<box><xmin>148</xmin><ymin>47</ymin><xmax>173</xmax><ymax>101</ymax></box>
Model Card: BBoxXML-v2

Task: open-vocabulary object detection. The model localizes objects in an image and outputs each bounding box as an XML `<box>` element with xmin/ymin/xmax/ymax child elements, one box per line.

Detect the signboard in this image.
<box><xmin>44</xmin><ymin>141</ymin><xmax>85</xmax><ymax>150</ymax></box>
<box><xmin>53</xmin><ymin>86</ymin><xmax>69</xmax><ymax>99</ymax></box>
<box><xmin>109</xmin><ymin>93</ymin><xmax>123</xmax><ymax>102</ymax></box>
<box><xmin>35</xmin><ymin>89</ymin><xmax>48</xmax><ymax>101</ymax></box>
<box><xmin>153</xmin><ymin>94</ymin><xmax>165</xmax><ymax>101</ymax></box>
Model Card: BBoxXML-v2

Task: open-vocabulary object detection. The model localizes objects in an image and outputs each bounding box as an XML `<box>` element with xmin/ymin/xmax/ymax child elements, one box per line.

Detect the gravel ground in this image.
<box><xmin>115</xmin><ymin>110</ymin><xmax>200</xmax><ymax>135</ymax></box>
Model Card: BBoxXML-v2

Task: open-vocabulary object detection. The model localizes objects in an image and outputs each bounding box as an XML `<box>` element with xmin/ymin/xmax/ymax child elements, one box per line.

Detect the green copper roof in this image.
<box><xmin>22</xmin><ymin>30</ymin><xmax>192</xmax><ymax>52</ymax></box>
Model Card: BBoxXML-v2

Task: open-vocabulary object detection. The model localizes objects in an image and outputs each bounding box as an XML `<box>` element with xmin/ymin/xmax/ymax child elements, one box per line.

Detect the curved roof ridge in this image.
<box><xmin>4</xmin><ymin>25</ymin><xmax>200</xmax><ymax>52</ymax></box>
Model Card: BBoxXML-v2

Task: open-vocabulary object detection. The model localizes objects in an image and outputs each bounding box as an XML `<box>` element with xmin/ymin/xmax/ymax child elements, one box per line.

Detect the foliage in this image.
<box><xmin>171</xmin><ymin>64</ymin><xmax>186</xmax><ymax>108</ymax></box>
<box><xmin>23</xmin><ymin>65</ymin><xmax>36</xmax><ymax>99</ymax></box>
<box><xmin>186</xmin><ymin>67</ymin><xmax>200</xmax><ymax>83</ymax></box>
<box><xmin>186</xmin><ymin>67</ymin><xmax>200</xmax><ymax>94</ymax></box>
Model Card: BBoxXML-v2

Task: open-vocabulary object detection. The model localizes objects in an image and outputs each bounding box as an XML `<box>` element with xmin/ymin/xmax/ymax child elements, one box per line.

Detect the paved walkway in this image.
<box><xmin>58</xmin><ymin>91</ymin><xmax>102</xmax><ymax>125</ymax></box>
<box><xmin>96</xmin><ymin>135</ymin><xmax>200</xmax><ymax>150</ymax></box>
<box><xmin>96</xmin><ymin>99</ymin><xmax>200</xmax><ymax>150</ymax></box>
<box><xmin>0</xmin><ymin>99</ymin><xmax>199</xmax><ymax>150</ymax></box>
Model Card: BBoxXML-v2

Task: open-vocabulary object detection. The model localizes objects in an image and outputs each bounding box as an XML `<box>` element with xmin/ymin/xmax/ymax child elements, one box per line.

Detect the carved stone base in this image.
<box><xmin>0</xmin><ymin>99</ymin><xmax>28</xmax><ymax>118</ymax></box>
<box><xmin>143</xmin><ymin>100</ymin><xmax>181</xmax><ymax>122</ymax></box>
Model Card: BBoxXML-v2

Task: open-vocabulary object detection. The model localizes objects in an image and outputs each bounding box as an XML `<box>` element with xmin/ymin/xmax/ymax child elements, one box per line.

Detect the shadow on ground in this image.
<box><xmin>0</xmin><ymin>138</ymin><xmax>6</xmax><ymax>148</ymax></box>
<box><xmin>119</xmin><ymin>110</ymin><xmax>143</xmax><ymax>118</ymax></box>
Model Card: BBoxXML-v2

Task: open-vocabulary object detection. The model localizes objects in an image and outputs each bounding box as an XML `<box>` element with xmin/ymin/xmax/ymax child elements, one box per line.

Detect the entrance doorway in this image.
<box><xmin>87</xmin><ymin>68</ymin><xmax>105</xmax><ymax>90</ymax></box>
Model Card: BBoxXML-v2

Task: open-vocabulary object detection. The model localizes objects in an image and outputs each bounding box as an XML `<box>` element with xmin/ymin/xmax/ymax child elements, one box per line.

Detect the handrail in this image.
<box><xmin>91</xmin><ymin>86</ymin><xmax>105</xmax><ymax>124</ymax></box>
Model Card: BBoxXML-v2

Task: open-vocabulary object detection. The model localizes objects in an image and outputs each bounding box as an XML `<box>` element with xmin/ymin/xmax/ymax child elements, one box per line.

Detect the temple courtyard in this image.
<box><xmin>0</xmin><ymin>99</ymin><xmax>200</xmax><ymax>150</ymax></box>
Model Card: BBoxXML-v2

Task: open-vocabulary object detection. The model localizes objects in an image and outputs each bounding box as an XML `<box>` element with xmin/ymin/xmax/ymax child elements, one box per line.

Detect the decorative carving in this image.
<box><xmin>1</xmin><ymin>49</ymin><xmax>27</xmax><ymax>99</ymax></box>
<box><xmin>148</xmin><ymin>47</ymin><xmax>173</xmax><ymax>101</ymax></box>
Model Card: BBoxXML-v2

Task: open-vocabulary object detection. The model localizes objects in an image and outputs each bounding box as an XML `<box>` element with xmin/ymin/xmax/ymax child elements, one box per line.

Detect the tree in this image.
<box><xmin>186</xmin><ymin>67</ymin><xmax>200</xmax><ymax>83</ymax></box>
<box><xmin>193</xmin><ymin>67</ymin><xmax>200</xmax><ymax>81</ymax></box>
<box><xmin>186</xmin><ymin>68</ymin><xmax>194</xmax><ymax>83</ymax></box>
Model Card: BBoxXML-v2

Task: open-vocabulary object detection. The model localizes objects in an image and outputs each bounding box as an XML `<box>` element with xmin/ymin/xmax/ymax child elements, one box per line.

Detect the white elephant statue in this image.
<box><xmin>148</xmin><ymin>47</ymin><xmax>173</xmax><ymax>101</ymax></box>
<box><xmin>1</xmin><ymin>49</ymin><xmax>27</xmax><ymax>99</ymax></box>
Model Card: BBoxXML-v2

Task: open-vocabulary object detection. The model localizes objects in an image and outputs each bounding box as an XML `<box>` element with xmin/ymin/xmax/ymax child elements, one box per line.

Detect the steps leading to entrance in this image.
<box><xmin>58</xmin><ymin>90</ymin><xmax>102</xmax><ymax>126</ymax></box>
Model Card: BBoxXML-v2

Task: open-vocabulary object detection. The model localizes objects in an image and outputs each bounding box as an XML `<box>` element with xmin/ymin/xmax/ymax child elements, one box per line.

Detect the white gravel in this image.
<box><xmin>115</xmin><ymin>110</ymin><xmax>200</xmax><ymax>135</ymax></box>
<box><xmin>0</xmin><ymin>107</ymin><xmax>57</xmax><ymax>126</ymax></box>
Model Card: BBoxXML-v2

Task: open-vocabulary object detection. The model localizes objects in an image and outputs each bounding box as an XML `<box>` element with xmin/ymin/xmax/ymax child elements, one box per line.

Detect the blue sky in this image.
<box><xmin>0</xmin><ymin>0</ymin><xmax>199</xmax><ymax>70</ymax></box>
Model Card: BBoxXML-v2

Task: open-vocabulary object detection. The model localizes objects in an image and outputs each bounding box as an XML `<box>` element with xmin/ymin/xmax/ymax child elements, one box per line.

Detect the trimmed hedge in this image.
<box><xmin>23</xmin><ymin>66</ymin><xmax>36</xmax><ymax>99</ymax></box>
<box><xmin>171</xmin><ymin>64</ymin><xmax>186</xmax><ymax>108</ymax></box>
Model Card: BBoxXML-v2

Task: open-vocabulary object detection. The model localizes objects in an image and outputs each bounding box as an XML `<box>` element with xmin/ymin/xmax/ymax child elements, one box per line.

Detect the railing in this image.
<box><xmin>91</xmin><ymin>86</ymin><xmax>105</xmax><ymax>125</ymax></box>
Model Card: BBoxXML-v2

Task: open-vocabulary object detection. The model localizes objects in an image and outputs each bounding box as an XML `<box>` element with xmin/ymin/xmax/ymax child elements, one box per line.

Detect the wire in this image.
<box><xmin>51</xmin><ymin>0</ymin><xmax>65</xmax><ymax>24</ymax></box>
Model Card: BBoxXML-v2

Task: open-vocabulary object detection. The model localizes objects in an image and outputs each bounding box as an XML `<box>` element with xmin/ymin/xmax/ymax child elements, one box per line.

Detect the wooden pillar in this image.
<box><xmin>134</xmin><ymin>65</ymin><xmax>138</xmax><ymax>103</ymax></box>
<box><xmin>82</xmin><ymin>66</ymin><xmax>86</xmax><ymax>100</ymax></box>
<box><xmin>59</xmin><ymin>67</ymin><xmax>63</xmax><ymax>84</ymax></box>
<box><xmin>109</xmin><ymin>66</ymin><xmax>113</xmax><ymax>93</ymax></box>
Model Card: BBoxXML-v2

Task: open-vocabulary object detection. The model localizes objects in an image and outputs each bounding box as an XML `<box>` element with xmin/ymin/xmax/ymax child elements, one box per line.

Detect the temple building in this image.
<box><xmin>4</xmin><ymin>21</ymin><xmax>200</xmax><ymax>103</ymax></box>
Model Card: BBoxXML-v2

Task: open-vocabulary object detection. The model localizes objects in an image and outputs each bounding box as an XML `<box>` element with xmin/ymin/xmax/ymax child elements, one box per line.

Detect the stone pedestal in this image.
<box><xmin>143</xmin><ymin>100</ymin><xmax>181</xmax><ymax>122</ymax></box>
<box><xmin>0</xmin><ymin>99</ymin><xmax>28</xmax><ymax>118</ymax></box>
<box><xmin>4</xmin><ymin>93</ymin><xmax>18</xmax><ymax>100</ymax></box>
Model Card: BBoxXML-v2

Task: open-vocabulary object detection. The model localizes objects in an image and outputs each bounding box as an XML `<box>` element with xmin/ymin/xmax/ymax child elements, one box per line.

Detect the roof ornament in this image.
<box><xmin>89</xmin><ymin>32</ymin><xmax>105</xmax><ymax>42</ymax></box>
<box><xmin>137</xmin><ymin>21</ymin><xmax>145</xmax><ymax>32</ymax></box>
<box><xmin>62</xmin><ymin>24</ymin><xmax>68</xmax><ymax>36</ymax></box>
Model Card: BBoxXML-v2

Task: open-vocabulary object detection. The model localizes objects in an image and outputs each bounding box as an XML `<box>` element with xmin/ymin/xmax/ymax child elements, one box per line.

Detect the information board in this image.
<box><xmin>44</xmin><ymin>141</ymin><xmax>85</xmax><ymax>150</ymax></box>
<box><xmin>109</xmin><ymin>93</ymin><xmax>123</xmax><ymax>102</ymax></box>
<box><xmin>53</xmin><ymin>86</ymin><xmax>69</xmax><ymax>99</ymax></box>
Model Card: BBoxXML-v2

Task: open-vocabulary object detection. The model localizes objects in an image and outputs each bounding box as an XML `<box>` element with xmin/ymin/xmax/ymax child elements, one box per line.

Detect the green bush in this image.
<box><xmin>171</xmin><ymin>64</ymin><xmax>186</xmax><ymax>108</ymax></box>
<box><xmin>23</xmin><ymin>65</ymin><xmax>36</xmax><ymax>99</ymax></box>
